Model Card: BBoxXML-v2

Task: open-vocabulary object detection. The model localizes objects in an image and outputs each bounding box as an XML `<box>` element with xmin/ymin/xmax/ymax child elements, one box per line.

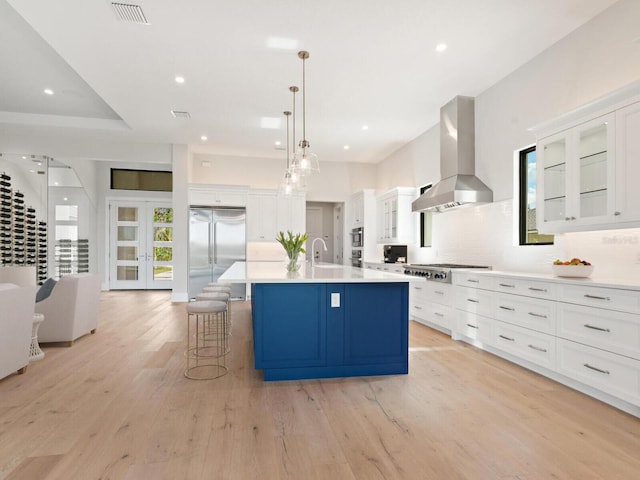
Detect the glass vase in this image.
<box><xmin>286</xmin><ymin>257</ymin><xmax>301</xmax><ymax>272</ymax></box>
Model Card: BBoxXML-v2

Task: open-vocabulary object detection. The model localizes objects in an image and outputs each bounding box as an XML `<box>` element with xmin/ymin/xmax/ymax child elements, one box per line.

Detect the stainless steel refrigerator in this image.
<box><xmin>189</xmin><ymin>207</ymin><xmax>246</xmax><ymax>300</ymax></box>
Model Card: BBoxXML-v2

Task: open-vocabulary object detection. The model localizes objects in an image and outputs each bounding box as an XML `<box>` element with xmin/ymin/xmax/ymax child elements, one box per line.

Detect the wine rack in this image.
<box><xmin>0</xmin><ymin>171</ymin><xmax>48</xmax><ymax>284</ymax></box>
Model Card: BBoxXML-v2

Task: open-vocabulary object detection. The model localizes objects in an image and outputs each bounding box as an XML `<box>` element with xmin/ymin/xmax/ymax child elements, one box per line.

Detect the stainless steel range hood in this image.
<box><xmin>412</xmin><ymin>95</ymin><xmax>493</xmax><ymax>213</ymax></box>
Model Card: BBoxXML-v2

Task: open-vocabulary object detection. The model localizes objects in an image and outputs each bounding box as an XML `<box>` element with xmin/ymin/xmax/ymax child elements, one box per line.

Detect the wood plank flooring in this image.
<box><xmin>0</xmin><ymin>290</ymin><xmax>638</xmax><ymax>479</ymax></box>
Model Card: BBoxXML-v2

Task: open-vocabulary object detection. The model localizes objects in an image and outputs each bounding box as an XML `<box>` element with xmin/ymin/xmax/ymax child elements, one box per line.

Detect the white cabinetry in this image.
<box><xmin>246</xmin><ymin>191</ymin><xmax>277</xmax><ymax>241</ymax></box>
<box><xmin>452</xmin><ymin>271</ymin><xmax>640</xmax><ymax>416</ymax></box>
<box><xmin>537</xmin><ymin>113</ymin><xmax>615</xmax><ymax>233</ymax></box>
<box><xmin>277</xmin><ymin>193</ymin><xmax>306</xmax><ymax>234</ymax></box>
<box><xmin>376</xmin><ymin>187</ymin><xmax>416</xmax><ymax>244</ymax></box>
<box><xmin>350</xmin><ymin>191</ymin><xmax>365</xmax><ymax>227</ymax></box>
<box><xmin>614</xmin><ymin>100</ymin><xmax>640</xmax><ymax>224</ymax></box>
<box><xmin>534</xmin><ymin>82</ymin><xmax>640</xmax><ymax>233</ymax></box>
<box><xmin>410</xmin><ymin>281</ymin><xmax>454</xmax><ymax>333</ymax></box>
<box><xmin>188</xmin><ymin>184</ymin><xmax>248</xmax><ymax>207</ymax></box>
<box><xmin>349</xmin><ymin>190</ymin><xmax>376</xmax><ymax>264</ymax></box>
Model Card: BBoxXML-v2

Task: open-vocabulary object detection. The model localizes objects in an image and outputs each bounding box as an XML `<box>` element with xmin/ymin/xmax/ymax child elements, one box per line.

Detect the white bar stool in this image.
<box><xmin>185</xmin><ymin>300</ymin><xmax>228</xmax><ymax>380</ymax></box>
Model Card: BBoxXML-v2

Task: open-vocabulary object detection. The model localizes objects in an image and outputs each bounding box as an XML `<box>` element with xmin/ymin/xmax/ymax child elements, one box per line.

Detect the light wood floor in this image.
<box><xmin>1</xmin><ymin>291</ymin><xmax>639</xmax><ymax>480</ymax></box>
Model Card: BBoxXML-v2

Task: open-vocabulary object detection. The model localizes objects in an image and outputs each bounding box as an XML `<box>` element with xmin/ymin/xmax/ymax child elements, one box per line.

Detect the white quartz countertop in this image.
<box><xmin>220</xmin><ymin>261</ymin><xmax>425</xmax><ymax>284</ymax></box>
<box><xmin>455</xmin><ymin>269</ymin><xmax>640</xmax><ymax>291</ymax></box>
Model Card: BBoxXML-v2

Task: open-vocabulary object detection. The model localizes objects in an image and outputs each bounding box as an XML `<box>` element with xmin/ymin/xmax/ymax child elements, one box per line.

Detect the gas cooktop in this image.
<box><xmin>403</xmin><ymin>263</ymin><xmax>491</xmax><ymax>282</ymax></box>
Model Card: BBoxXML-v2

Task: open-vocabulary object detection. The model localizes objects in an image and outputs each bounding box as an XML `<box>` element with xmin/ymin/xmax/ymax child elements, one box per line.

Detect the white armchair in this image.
<box><xmin>35</xmin><ymin>273</ymin><xmax>102</xmax><ymax>346</ymax></box>
<box><xmin>0</xmin><ymin>283</ymin><xmax>36</xmax><ymax>380</ymax></box>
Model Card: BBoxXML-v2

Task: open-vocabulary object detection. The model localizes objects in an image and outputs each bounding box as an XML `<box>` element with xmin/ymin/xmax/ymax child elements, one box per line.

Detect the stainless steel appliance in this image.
<box><xmin>189</xmin><ymin>206</ymin><xmax>246</xmax><ymax>299</ymax></box>
<box><xmin>384</xmin><ymin>245</ymin><xmax>407</xmax><ymax>264</ymax></box>
<box><xmin>403</xmin><ymin>263</ymin><xmax>490</xmax><ymax>283</ymax></box>
<box><xmin>351</xmin><ymin>249</ymin><xmax>362</xmax><ymax>267</ymax></box>
<box><xmin>351</xmin><ymin>227</ymin><xmax>363</xmax><ymax>247</ymax></box>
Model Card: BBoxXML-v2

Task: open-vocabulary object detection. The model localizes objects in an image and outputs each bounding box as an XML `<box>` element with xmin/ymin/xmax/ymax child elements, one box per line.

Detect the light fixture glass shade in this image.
<box><xmin>291</xmin><ymin>144</ymin><xmax>319</xmax><ymax>177</ymax></box>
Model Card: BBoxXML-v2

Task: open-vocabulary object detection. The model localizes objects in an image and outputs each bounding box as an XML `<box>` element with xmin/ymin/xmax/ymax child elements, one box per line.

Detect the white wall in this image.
<box><xmin>192</xmin><ymin>154</ymin><xmax>377</xmax><ymax>202</ymax></box>
<box><xmin>376</xmin><ymin>0</ymin><xmax>640</xmax><ymax>279</ymax></box>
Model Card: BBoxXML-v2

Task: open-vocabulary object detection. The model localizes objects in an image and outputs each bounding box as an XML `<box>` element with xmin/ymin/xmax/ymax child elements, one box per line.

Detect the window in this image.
<box><xmin>419</xmin><ymin>184</ymin><xmax>433</xmax><ymax>247</ymax></box>
<box><xmin>111</xmin><ymin>169</ymin><xmax>172</xmax><ymax>192</ymax></box>
<box><xmin>519</xmin><ymin>146</ymin><xmax>553</xmax><ymax>245</ymax></box>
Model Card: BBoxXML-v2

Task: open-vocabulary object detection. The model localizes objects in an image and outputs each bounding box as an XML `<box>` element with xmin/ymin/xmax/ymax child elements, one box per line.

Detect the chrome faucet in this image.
<box><xmin>311</xmin><ymin>237</ymin><xmax>328</xmax><ymax>267</ymax></box>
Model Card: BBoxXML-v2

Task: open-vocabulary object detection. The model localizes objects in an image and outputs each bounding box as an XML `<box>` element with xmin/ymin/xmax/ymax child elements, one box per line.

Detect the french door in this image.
<box><xmin>109</xmin><ymin>201</ymin><xmax>173</xmax><ymax>290</ymax></box>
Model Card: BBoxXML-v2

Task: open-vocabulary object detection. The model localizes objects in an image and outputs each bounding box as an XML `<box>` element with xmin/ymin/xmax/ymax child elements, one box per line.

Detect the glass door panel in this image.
<box><xmin>578</xmin><ymin>122</ymin><xmax>608</xmax><ymax>218</ymax></box>
<box><xmin>148</xmin><ymin>206</ymin><xmax>173</xmax><ymax>289</ymax></box>
<box><xmin>542</xmin><ymin>138</ymin><xmax>566</xmax><ymax>222</ymax></box>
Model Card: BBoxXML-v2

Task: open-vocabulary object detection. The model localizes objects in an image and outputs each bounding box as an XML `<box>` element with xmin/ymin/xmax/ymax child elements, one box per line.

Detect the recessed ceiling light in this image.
<box><xmin>201</xmin><ymin>135</ymin><xmax>208</xmax><ymax>141</ymax></box>
<box><xmin>63</xmin><ymin>197</ymin><xmax>68</xmax><ymax>201</ymax></box>
<box><xmin>361</xmin><ymin>125</ymin><xmax>369</xmax><ymax>131</ymax></box>
<box><xmin>260</xmin><ymin>117</ymin><xmax>281</xmax><ymax>129</ymax></box>
<box><xmin>344</xmin><ymin>145</ymin><xmax>350</xmax><ymax>150</ymax></box>
<box><xmin>54</xmin><ymin>182</ymin><xmax>59</xmax><ymax>186</ymax></box>
<box><xmin>44</xmin><ymin>88</ymin><xmax>54</xmax><ymax>95</ymax></box>
<box><xmin>29</xmin><ymin>169</ymin><xmax>34</xmax><ymax>173</ymax></box>
<box><xmin>21</xmin><ymin>156</ymin><xmax>26</xmax><ymax>159</ymax></box>
<box><xmin>275</xmin><ymin>141</ymin><xmax>281</xmax><ymax>146</ymax></box>
<box><xmin>435</xmin><ymin>43</ymin><xmax>447</xmax><ymax>53</ymax></box>
<box><xmin>175</xmin><ymin>76</ymin><xmax>185</xmax><ymax>84</ymax></box>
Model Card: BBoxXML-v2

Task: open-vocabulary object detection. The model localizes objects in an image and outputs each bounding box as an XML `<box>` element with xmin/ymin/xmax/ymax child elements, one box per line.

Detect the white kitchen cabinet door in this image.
<box><xmin>615</xmin><ymin>100</ymin><xmax>640</xmax><ymax>225</ymax></box>
<box><xmin>537</xmin><ymin>114</ymin><xmax>616</xmax><ymax>234</ymax></box>
<box><xmin>247</xmin><ymin>193</ymin><xmax>277</xmax><ymax>241</ymax></box>
<box><xmin>277</xmin><ymin>193</ymin><xmax>306</xmax><ymax>235</ymax></box>
<box><xmin>376</xmin><ymin>187</ymin><xmax>416</xmax><ymax>244</ymax></box>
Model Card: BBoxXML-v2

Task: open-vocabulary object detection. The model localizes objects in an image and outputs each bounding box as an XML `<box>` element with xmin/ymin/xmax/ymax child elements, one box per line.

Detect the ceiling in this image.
<box><xmin>0</xmin><ymin>0</ymin><xmax>619</xmax><ymax>165</ymax></box>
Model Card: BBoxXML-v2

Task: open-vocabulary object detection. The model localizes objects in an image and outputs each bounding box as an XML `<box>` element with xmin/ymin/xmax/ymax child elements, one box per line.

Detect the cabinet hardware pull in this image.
<box><xmin>528</xmin><ymin>312</ymin><xmax>547</xmax><ymax>318</ymax></box>
<box><xmin>584</xmin><ymin>294</ymin><xmax>610</xmax><ymax>301</ymax></box>
<box><xmin>499</xmin><ymin>283</ymin><xmax>515</xmax><ymax>288</ymax></box>
<box><xmin>467</xmin><ymin>279</ymin><xmax>479</xmax><ymax>283</ymax></box>
<box><xmin>434</xmin><ymin>312</ymin><xmax>444</xmax><ymax>317</ymax></box>
<box><xmin>528</xmin><ymin>344</ymin><xmax>547</xmax><ymax>353</ymax></box>
<box><xmin>499</xmin><ymin>334</ymin><xmax>515</xmax><ymax>341</ymax></box>
<box><xmin>584</xmin><ymin>363</ymin><xmax>610</xmax><ymax>375</ymax></box>
<box><xmin>434</xmin><ymin>291</ymin><xmax>444</xmax><ymax>295</ymax></box>
<box><xmin>414</xmin><ymin>287</ymin><xmax>422</xmax><ymax>290</ymax></box>
<box><xmin>528</xmin><ymin>287</ymin><xmax>547</xmax><ymax>292</ymax></box>
<box><xmin>614</xmin><ymin>211</ymin><xmax>621</xmax><ymax>216</ymax></box>
<box><xmin>499</xmin><ymin>305</ymin><xmax>515</xmax><ymax>311</ymax></box>
<box><xmin>467</xmin><ymin>299</ymin><xmax>479</xmax><ymax>303</ymax></box>
<box><xmin>414</xmin><ymin>306</ymin><xmax>422</xmax><ymax>310</ymax></box>
<box><xmin>584</xmin><ymin>324</ymin><xmax>610</xmax><ymax>332</ymax></box>
<box><xmin>466</xmin><ymin>323</ymin><xmax>478</xmax><ymax>329</ymax></box>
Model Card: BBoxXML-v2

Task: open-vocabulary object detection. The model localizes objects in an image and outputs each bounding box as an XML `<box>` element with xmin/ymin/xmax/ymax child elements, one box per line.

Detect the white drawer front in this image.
<box><xmin>557</xmin><ymin>338</ymin><xmax>640</xmax><ymax>406</ymax></box>
<box><xmin>409</xmin><ymin>298</ymin><xmax>429</xmax><ymax>321</ymax></box>
<box><xmin>494</xmin><ymin>293</ymin><xmax>556</xmax><ymax>335</ymax></box>
<box><xmin>557</xmin><ymin>303</ymin><xmax>640</xmax><ymax>361</ymax></box>
<box><xmin>456</xmin><ymin>286</ymin><xmax>493</xmax><ymax>317</ymax></box>
<box><xmin>454</xmin><ymin>272</ymin><xmax>492</xmax><ymax>290</ymax></box>
<box><xmin>456</xmin><ymin>311</ymin><xmax>494</xmax><ymax>345</ymax></box>
<box><xmin>494</xmin><ymin>321</ymin><xmax>556</xmax><ymax>370</ymax></box>
<box><xmin>410</xmin><ymin>283</ymin><xmax>429</xmax><ymax>304</ymax></box>
<box><xmin>559</xmin><ymin>284</ymin><xmax>640</xmax><ymax>314</ymax></box>
<box><xmin>493</xmin><ymin>277</ymin><xmax>557</xmax><ymax>300</ymax></box>
<box><xmin>426</xmin><ymin>282</ymin><xmax>453</xmax><ymax>306</ymax></box>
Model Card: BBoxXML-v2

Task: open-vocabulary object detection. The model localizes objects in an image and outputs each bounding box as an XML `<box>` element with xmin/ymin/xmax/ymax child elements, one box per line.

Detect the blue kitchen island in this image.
<box><xmin>220</xmin><ymin>261</ymin><xmax>424</xmax><ymax>381</ymax></box>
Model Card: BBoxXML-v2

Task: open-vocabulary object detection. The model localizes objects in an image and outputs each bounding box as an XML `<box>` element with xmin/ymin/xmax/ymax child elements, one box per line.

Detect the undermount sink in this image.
<box><xmin>312</xmin><ymin>263</ymin><xmax>342</xmax><ymax>269</ymax></box>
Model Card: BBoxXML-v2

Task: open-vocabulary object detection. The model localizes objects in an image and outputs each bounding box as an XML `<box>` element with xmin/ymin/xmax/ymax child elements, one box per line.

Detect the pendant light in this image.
<box><xmin>279</xmin><ymin>110</ymin><xmax>294</xmax><ymax>195</ymax></box>
<box><xmin>290</xmin><ymin>50</ymin><xmax>319</xmax><ymax>177</ymax></box>
<box><xmin>287</xmin><ymin>85</ymin><xmax>305</xmax><ymax>190</ymax></box>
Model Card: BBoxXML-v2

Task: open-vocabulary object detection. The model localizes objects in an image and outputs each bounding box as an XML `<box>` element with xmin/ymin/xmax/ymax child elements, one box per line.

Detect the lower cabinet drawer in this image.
<box><xmin>495</xmin><ymin>293</ymin><xmax>556</xmax><ymax>334</ymax></box>
<box><xmin>494</xmin><ymin>321</ymin><xmax>556</xmax><ymax>370</ymax></box>
<box><xmin>557</xmin><ymin>303</ymin><xmax>640</xmax><ymax>361</ymax></box>
<box><xmin>456</xmin><ymin>310</ymin><xmax>494</xmax><ymax>345</ymax></box>
<box><xmin>412</xmin><ymin>303</ymin><xmax>454</xmax><ymax>331</ymax></box>
<box><xmin>557</xmin><ymin>338</ymin><xmax>640</xmax><ymax>407</ymax></box>
<box><xmin>456</xmin><ymin>286</ymin><xmax>493</xmax><ymax>317</ymax></box>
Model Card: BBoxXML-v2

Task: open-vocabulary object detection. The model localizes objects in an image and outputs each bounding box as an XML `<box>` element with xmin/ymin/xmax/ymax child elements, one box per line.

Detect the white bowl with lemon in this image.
<box><xmin>552</xmin><ymin>258</ymin><xmax>594</xmax><ymax>277</ymax></box>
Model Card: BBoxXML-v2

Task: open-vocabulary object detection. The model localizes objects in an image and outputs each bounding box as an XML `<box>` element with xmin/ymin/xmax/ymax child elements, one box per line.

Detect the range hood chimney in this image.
<box><xmin>412</xmin><ymin>95</ymin><xmax>493</xmax><ymax>213</ymax></box>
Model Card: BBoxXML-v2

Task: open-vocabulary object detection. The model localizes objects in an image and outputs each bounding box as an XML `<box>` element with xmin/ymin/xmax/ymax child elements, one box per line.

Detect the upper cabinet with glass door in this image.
<box><xmin>536</xmin><ymin>114</ymin><xmax>615</xmax><ymax>233</ymax></box>
<box><xmin>534</xmin><ymin>80</ymin><xmax>640</xmax><ymax>234</ymax></box>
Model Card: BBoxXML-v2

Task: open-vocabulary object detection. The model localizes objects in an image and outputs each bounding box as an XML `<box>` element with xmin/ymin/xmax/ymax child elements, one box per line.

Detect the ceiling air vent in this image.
<box><xmin>111</xmin><ymin>2</ymin><xmax>150</xmax><ymax>25</ymax></box>
<box><xmin>171</xmin><ymin>110</ymin><xmax>191</xmax><ymax>119</ymax></box>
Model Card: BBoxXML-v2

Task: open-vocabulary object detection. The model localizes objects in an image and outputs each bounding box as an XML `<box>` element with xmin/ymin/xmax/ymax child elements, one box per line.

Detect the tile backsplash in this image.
<box><xmin>410</xmin><ymin>199</ymin><xmax>640</xmax><ymax>280</ymax></box>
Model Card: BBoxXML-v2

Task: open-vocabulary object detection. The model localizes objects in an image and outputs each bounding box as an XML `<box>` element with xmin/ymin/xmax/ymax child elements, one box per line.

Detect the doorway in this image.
<box><xmin>305</xmin><ymin>202</ymin><xmax>344</xmax><ymax>264</ymax></box>
<box><xmin>108</xmin><ymin>200</ymin><xmax>174</xmax><ymax>290</ymax></box>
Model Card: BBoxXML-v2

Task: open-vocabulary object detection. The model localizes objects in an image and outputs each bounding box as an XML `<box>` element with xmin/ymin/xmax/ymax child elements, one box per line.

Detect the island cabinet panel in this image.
<box><xmin>253</xmin><ymin>283</ymin><xmax>326</xmax><ymax>369</ymax></box>
<box><xmin>251</xmin><ymin>282</ymin><xmax>408</xmax><ymax>381</ymax></box>
<box><xmin>343</xmin><ymin>283</ymin><xmax>408</xmax><ymax>366</ymax></box>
